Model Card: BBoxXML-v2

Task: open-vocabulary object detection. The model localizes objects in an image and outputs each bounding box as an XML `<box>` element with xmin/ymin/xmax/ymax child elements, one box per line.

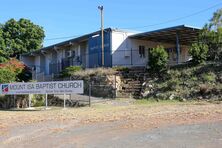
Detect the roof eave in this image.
<box><xmin>129</xmin><ymin>24</ymin><xmax>202</xmax><ymax>38</ymax></box>
<box><xmin>23</xmin><ymin>28</ymin><xmax>113</xmax><ymax>56</ymax></box>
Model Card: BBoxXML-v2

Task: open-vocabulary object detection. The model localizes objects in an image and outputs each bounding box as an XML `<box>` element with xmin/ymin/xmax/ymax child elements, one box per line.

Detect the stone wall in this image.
<box><xmin>67</xmin><ymin>68</ymin><xmax>145</xmax><ymax>99</ymax></box>
<box><xmin>71</xmin><ymin>74</ymin><xmax>118</xmax><ymax>98</ymax></box>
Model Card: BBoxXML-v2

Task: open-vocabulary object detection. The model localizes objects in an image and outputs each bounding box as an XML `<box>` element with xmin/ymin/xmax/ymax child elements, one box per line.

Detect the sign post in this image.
<box><xmin>28</xmin><ymin>94</ymin><xmax>31</xmax><ymax>108</ymax></box>
<box><xmin>45</xmin><ymin>93</ymin><xmax>48</xmax><ymax>109</ymax></box>
<box><xmin>63</xmin><ymin>94</ymin><xmax>66</xmax><ymax>109</ymax></box>
<box><xmin>13</xmin><ymin>95</ymin><xmax>16</xmax><ymax>108</ymax></box>
<box><xmin>89</xmin><ymin>84</ymin><xmax>91</xmax><ymax>107</ymax></box>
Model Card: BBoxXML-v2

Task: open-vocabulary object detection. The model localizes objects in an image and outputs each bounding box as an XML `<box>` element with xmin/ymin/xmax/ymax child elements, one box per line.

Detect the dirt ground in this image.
<box><xmin>0</xmin><ymin>100</ymin><xmax>222</xmax><ymax>148</ymax></box>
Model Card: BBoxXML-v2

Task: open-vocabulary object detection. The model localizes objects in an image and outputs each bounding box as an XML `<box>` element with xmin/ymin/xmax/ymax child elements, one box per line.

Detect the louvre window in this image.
<box><xmin>139</xmin><ymin>45</ymin><xmax>145</xmax><ymax>58</ymax></box>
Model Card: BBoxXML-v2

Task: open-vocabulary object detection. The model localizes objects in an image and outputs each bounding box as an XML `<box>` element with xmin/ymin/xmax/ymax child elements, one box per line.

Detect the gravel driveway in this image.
<box><xmin>0</xmin><ymin>101</ymin><xmax>222</xmax><ymax>148</ymax></box>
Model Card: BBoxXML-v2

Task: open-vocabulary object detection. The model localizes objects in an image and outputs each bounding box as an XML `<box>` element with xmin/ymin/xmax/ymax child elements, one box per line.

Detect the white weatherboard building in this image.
<box><xmin>21</xmin><ymin>25</ymin><xmax>200</xmax><ymax>81</ymax></box>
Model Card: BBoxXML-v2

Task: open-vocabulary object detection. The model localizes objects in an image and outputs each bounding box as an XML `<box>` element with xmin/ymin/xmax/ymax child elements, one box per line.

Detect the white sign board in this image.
<box><xmin>0</xmin><ymin>80</ymin><xmax>83</xmax><ymax>95</ymax></box>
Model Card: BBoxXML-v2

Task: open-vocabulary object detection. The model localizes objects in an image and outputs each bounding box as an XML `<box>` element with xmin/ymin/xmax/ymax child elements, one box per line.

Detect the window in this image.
<box><xmin>65</xmin><ymin>50</ymin><xmax>71</xmax><ymax>57</ymax></box>
<box><xmin>72</xmin><ymin>50</ymin><xmax>76</xmax><ymax>57</ymax></box>
<box><xmin>166</xmin><ymin>48</ymin><xmax>182</xmax><ymax>61</ymax></box>
<box><xmin>65</xmin><ymin>50</ymin><xmax>75</xmax><ymax>58</ymax></box>
<box><xmin>139</xmin><ymin>45</ymin><xmax>145</xmax><ymax>58</ymax></box>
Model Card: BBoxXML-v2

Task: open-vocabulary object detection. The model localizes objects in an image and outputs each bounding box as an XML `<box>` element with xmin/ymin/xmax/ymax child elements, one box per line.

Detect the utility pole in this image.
<box><xmin>98</xmin><ymin>5</ymin><xmax>104</xmax><ymax>67</ymax></box>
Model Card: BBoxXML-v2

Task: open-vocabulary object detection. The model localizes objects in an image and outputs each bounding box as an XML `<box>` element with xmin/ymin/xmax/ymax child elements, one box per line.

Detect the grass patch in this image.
<box><xmin>92</xmin><ymin>104</ymin><xmax>114</xmax><ymax>109</ymax></box>
<box><xmin>134</xmin><ymin>99</ymin><xmax>218</xmax><ymax>106</ymax></box>
<box><xmin>134</xmin><ymin>99</ymin><xmax>182</xmax><ymax>106</ymax></box>
<box><xmin>144</xmin><ymin>62</ymin><xmax>222</xmax><ymax>100</ymax></box>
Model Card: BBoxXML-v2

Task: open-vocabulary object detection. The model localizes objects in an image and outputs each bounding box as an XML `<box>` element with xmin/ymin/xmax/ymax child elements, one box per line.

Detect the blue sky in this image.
<box><xmin>0</xmin><ymin>0</ymin><xmax>222</xmax><ymax>46</ymax></box>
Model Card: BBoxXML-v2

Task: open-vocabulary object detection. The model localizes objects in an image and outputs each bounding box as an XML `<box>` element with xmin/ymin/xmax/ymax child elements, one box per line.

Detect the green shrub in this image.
<box><xmin>72</xmin><ymin>68</ymin><xmax>116</xmax><ymax>78</ymax></box>
<box><xmin>167</xmin><ymin>70</ymin><xmax>181</xmax><ymax>79</ymax></box>
<box><xmin>149</xmin><ymin>45</ymin><xmax>168</xmax><ymax>71</ymax></box>
<box><xmin>178</xmin><ymin>97</ymin><xmax>185</xmax><ymax>102</ymax></box>
<box><xmin>191</xmin><ymin>76</ymin><xmax>198</xmax><ymax>81</ymax></box>
<box><xmin>0</xmin><ymin>58</ymin><xmax>29</xmax><ymax>82</ymax></box>
<box><xmin>112</xmin><ymin>66</ymin><xmax>129</xmax><ymax>72</ymax></box>
<box><xmin>189</xmin><ymin>43</ymin><xmax>208</xmax><ymax>64</ymax></box>
<box><xmin>33</xmin><ymin>99</ymin><xmax>44</xmax><ymax>107</ymax></box>
<box><xmin>0</xmin><ymin>68</ymin><xmax>16</xmax><ymax>83</ymax></box>
<box><xmin>166</xmin><ymin>79</ymin><xmax>180</xmax><ymax>91</ymax></box>
<box><xmin>32</xmin><ymin>94</ymin><xmax>45</xmax><ymax>107</ymax></box>
<box><xmin>61</xmin><ymin>66</ymin><xmax>82</xmax><ymax>77</ymax></box>
<box><xmin>201</xmin><ymin>72</ymin><xmax>216</xmax><ymax>83</ymax></box>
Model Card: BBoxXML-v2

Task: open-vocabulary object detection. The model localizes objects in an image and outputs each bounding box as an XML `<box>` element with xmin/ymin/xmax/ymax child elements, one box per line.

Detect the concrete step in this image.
<box><xmin>121</xmin><ymin>86</ymin><xmax>142</xmax><ymax>89</ymax></box>
<box><xmin>126</xmin><ymin>81</ymin><xmax>141</xmax><ymax>84</ymax></box>
<box><xmin>119</xmin><ymin>90</ymin><xmax>141</xmax><ymax>93</ymax></box>
<box><xmin>122</xmin><ymin>83</ymin><xmax>142</xmax><ymax>86</ymax></box>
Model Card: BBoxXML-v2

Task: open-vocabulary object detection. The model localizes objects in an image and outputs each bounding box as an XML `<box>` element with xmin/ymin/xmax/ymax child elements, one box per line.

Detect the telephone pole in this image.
<box><xmin>98</xmin><ymin>5</ymin><xmax>104</xmax><ymax>67</ymax></box>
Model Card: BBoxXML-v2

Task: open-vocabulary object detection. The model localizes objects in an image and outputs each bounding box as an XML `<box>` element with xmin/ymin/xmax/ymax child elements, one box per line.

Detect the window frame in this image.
<box><xmin>139</xmin><ymin>45</ymin><xmax>145</xmax><ymax>58</ymax></box>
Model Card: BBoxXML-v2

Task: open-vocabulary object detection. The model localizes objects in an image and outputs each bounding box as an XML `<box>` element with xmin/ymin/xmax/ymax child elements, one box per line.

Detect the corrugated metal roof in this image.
<box><xmin>22</xmin><ymin>28</ymin><xmax>113</xmax><ymax>56</ymax></box>
<box><xmin>129</xmin><ymin>25</ymin><xmax>201</xmax><ymax>45</ymax></box>
<box><xmin>22</xmin><ymin>25</ymin><xmax>202</xmax><ymax>56</ymax></box>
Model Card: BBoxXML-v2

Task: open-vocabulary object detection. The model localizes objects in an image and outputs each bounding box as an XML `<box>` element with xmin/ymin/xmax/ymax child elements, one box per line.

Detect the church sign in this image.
<box><xmin>0</xmin><ymin>80</ymin><xmax>83</xmax><ymax>95</ymax></box>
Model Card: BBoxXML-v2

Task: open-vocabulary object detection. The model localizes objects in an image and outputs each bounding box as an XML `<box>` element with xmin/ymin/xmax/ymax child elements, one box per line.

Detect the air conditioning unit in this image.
<box><xmin>66</xmin><ymin>50</ymin><xmax>73</xmax><ymax>57</ymax></box>
<box><xmin>124</xmin><ymin>48</ymin><xmax>130</xmax><ymax>57</ymax></box>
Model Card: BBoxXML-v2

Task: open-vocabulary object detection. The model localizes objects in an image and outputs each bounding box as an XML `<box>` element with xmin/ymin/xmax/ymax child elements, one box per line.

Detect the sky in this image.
<box><xmin>0</xmin><ymin>0</ymin><xmax>222</xmax><ymax>47</ymax></box>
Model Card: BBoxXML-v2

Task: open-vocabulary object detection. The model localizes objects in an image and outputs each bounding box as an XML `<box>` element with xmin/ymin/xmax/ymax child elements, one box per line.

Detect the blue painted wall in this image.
<box><xmin>88</xmin><ymin>31</ymin><xmax>112</xmax><ymax>68</ymax></box>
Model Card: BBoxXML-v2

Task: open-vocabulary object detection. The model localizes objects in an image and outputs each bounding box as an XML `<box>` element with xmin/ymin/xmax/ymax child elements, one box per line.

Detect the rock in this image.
<box><xmin>199</xmin><ymin>84</ymin><xmax>208</xmax><ymax>95</ymax></box>
<box><xmin>169</xmin><ymin>94</ymin><xmax>175</xmax><ymax>100</ymax></box>
<box><xmin>155</xmin><ymin>93</ymin><xmax>166</xmax><ymax>100</ymax></box>
<box><xmin>142</xmin><ymin>91</ymin><xmax>150</xmax><ymax>97</ymax></box>
<box><xmin>142</xmin><ymin>82</ymin><xmax>146</xmax><ymax>87</ymax></box>
<box><xmin>197</xmin><ymin>96</ymin><xmax>203</xmax><ymax>100</ymax></box>
<box><xmin>148</xmin><ymin>84</ymin><xmax>153</xmax><ymax>88</ymax></box>
<box><xmin>218</xmin><ymin>76</ymin><xmax>222</xmax><ymax>83</ymax></box>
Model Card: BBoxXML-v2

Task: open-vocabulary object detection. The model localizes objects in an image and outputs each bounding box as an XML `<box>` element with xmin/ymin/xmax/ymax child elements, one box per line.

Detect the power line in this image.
<box><xmin>44</xmin><ymin>28</ymin><xmax>100</xmax><ymax>41</ymax></box>
<box><xmin>44</xmin><ymin>2</ymin><xmax>222</xmax><ymax>41</ymax></box>
<box><xmin>44</xmin><ymin>35</ymin><xmax>81</xmax><ymax>41</ymax></box>
<box><xmin>120</xmin><ymin>2</ymin><xmax>222</xmax><ymax>30</ymax></box>
<box><xmin>44</xmin><ymin>27</ymin><xmax>100</xmax><ymax>41</ymax></box>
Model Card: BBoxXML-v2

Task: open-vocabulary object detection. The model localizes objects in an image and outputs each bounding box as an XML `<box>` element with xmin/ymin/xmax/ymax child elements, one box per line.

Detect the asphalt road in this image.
<box><xmin>1</xmin><ymin>102</ymin><xmax>222</xmax><ymax>148</ymax></box>
<box><xmin>85</xmin><ymin>122</ymin><xmax>222</xmax><ymax>148</ymax></box>
<box><xmin>1</xmin><ymin>121</ymin><xmax>222</xmax><ymax>148</ymax></box>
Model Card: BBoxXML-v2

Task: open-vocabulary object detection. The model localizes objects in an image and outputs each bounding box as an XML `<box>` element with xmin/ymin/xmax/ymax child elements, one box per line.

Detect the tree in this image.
<box><xmin>149</xmin><ymin>45</ymin><xmax>168</xmax><ymax>71</ymax></box>
<box><xmin>0</xmin><ymin>18</ymin><xmax>45</xmax><ymax>58</ymax></box>
<box><xmin>0</xmin><ymin>29</ymin><xmax>7</xmax><ymax>62</ymax></box>
<box><xmin>189</xmin><ymin>43</ymin><xmax>208</xmax><ymax>64</ymax></box>
<box><xmin>0</xmin><ymin>68</ymin><xmax>16</xmax><ymax>83</ymax></box>
<box><xmin>209</xmin><ymin>9</ymin><xmax>222</xmax><ymax>30</ymax></box>
<box><xmin>0</xmin><ymin>58</ymin><xmax>31</xmax><ymax>82</ymax></box>
<box><xmin>199</xmin><ymin>8</ymin><xmax>222</xmax><ymax>61</ymax></box>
